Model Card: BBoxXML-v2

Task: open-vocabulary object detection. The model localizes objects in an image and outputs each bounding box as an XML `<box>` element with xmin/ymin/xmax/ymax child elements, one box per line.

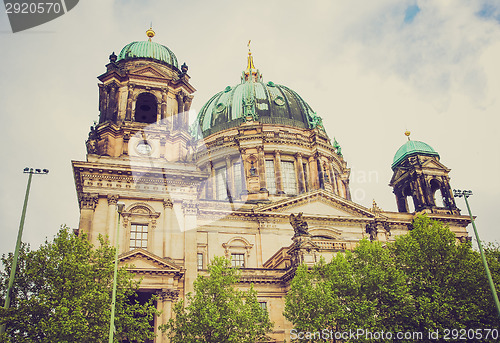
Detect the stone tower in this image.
<box><xmin>389</xmin><ymin>131</ymin><xmax>459</xmax><ymax>215</ymax></box>
<box><xmin>72</xmin><ymin>29</ymin><xmax>205</xmax><ymax>338</ymax></box>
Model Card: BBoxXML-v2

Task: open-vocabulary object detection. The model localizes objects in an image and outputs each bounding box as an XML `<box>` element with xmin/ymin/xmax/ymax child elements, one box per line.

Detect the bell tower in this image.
<box><xmin>72</xmin><ymin>30</ymin><xmax>207</xmax><ymax>323</ymax></box>
<box><xmin>389</xmin><ymin>131</ymin><xmax>459</xmax><ymax>215</ymax></box>
<box><xmin>87</xmin><ymin>28</ymin><xmax>195</xmax><ymax>161</ymax></box>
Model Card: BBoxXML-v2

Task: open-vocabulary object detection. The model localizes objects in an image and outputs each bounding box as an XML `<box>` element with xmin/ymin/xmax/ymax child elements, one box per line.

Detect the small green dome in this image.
<box><xmin>117</xmin><ymin>40</ymin><xmax>179</xmax><ymax>69</ymax></box>
<box><xmin>196</xmin><ymin>81</ymin><xmax>325</xmax><ymax>137</ymax></box>
<box><xmin>392</xmin><ymin>140</ymin><xmax>439</xmax><ymax>170</ymax></box>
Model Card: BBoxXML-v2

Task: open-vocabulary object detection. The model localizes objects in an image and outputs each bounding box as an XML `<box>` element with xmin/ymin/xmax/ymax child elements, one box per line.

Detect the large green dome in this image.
<box><xmin>117</xmin><ymin>40</ymin><xmax>179</xmax><ymax>69</ymax></box>
<box><xmin>392</xmin><ymin>140</ymin><xmax>439</xmax><ymax>170</ymax></box>
<box><xmin>196</xmin><ymin>80</ymin><xmax>325</xmax><ymax>137</ymax></box>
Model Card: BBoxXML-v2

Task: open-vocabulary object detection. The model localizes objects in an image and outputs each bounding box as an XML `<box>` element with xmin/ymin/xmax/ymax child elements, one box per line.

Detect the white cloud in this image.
<box><xmin>0</xmin><ymin>0</ymin><xmax>499</xmax><ymax>259</ymax></box>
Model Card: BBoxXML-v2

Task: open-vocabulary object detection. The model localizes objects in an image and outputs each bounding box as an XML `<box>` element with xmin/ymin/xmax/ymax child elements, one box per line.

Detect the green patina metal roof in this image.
<box><xmin>195</xmin><ymin>80</ymin><xmax>325</xmax><ymax>137</ymax></box>
<box><xmin>117</xmin><ymin>40</ymin><xmax>179</xmax><ymax>69</ymax></box>
<box><xmin>392</xmin><ymin>140</ymin><xmax>439</xmax><ymax>170</ymax></box>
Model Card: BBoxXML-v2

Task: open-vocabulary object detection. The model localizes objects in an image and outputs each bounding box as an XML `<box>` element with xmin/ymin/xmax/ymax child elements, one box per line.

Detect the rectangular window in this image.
<box><xmin>215</xmin><ymin>167</ymin><xmax>227</xmax><ymax>200</ymax></box>
<box><xmin>265</xmin><ymin>160</ymin><xmax>276</xmax><ymax>194</ymax></box>
<box><xmin>231</xmin><ymin>253</ymin><xmax>245</xmax><ymax>267</ymax></box>
<box><xmin>233</xmin><ymin>162</ymin><xmax>243</xmax><ymax>198</ymax></box>
<box><xmin>197</xmin><ymin>253</ymin><xmax>203</xmax><ymax>270</ymax></box>
<box><xmin>281</xmin><ymin>161</ymin><xmax>297</xmax><ymax>195</ymax></box>
<box><xmin>259</xmin><ymin>302</ymin><xmax>267</xmax><ymax>311</ymax></box>
<box><xmin>130</xmin><ymin>224</ymin><xmax>148</xmax><ymax>250</ymax></box>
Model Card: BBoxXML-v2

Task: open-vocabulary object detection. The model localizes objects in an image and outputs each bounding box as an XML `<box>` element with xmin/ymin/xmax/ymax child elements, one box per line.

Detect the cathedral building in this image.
<box><xmin>72</xmin><ymin>29</ymin><xmax>471</xmax><ymax>342</ymax></box>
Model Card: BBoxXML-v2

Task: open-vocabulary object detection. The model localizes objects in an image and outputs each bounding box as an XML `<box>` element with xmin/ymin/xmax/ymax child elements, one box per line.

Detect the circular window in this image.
<box><xmin>274</xmin><ymin>96</ymin><xmax>285</xmax><ymax>106</ymax></box>
<box><xmin>136</xmin><ymin>142</ymin><xmax>152</xmax><ymax>156</ymax></box>
<box><xmin>215</xmin><ymin>103</ymin><xmax>226</xmax><ymax>113</ymax></box>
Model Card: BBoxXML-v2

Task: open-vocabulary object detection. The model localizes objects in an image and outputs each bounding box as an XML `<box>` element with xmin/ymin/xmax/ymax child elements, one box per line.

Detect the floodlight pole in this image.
<box><xmin>108</xmin><ymin>201</ymin><xmax>125</xmax><ymax>343</ymax></box>
<box><xmin>454</xmin><ymin>189</ymin><xmax>500</xmax><ymax>319</ymax></box>
<box><xmin>1</xmin><ymin>168</ymin><xmax>48</xmax><ymax>335</ymax></box>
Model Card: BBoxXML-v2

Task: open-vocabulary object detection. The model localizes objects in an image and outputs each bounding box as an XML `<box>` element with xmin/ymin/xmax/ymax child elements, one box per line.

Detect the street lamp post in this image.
<box><xmin>0</xmin><ymin>168</ymin><xmax>49</xmax><ymax>335</ymax></box>
<box><xmin>454</xmin><ymin>189</ymin><xmax>500</xmax><ymax>319</ymax></box>
<box><xmin>108</xmin><ymin>201</ymin><xmax>125</xmax><ymax>343</ymax></box>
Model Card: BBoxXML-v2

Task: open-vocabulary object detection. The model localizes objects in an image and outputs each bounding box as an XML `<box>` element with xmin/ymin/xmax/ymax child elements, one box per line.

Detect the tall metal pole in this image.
<box><xmin>454</xmin><ymin>189</ymin><xmax>500</xmax><ymax>319</ymax></box>
<box><xmin>1</xmin><ymin>168</ymin><xmax>48</xmax><ymax>335</ymax></box>
<box><xmin>108</xmin><ymin>202</ymin><xmax>125</xmax><ymax>343</ymax></box>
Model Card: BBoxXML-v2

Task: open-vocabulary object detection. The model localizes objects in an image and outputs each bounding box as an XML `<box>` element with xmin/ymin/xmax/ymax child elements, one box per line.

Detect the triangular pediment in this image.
<box><xmin>421</xmin><ymin>158</ymin><xmax>450</xmax><ymax>171</ymax></box>
<box><xmin>256</xmin><ymin>190</ymin><xmax>377</xmax><ymax>218</ymax></box>
<box><xmin>129</xmin><ymin>66</ymin><xmax>169</xmax><ymax>79</ymax></box>
<box><xmin>119</xmin><ymin>249</ymin><xmax>183</xmax><ymax>273</ymax></box>
<box><xmin>390</xmin><ymin>168</ymin><xmax>408</xmax><ymax>185</ymax></box>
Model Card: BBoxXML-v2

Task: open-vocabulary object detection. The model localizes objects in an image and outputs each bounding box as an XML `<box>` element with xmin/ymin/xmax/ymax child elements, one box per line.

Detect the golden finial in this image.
<box><xmin>146</xmin><ymin>27</ymin><xmax>155</xmax><ymax>41</ymax></box>
<box><xmin>245</xmin><ymin>40</ymin><xmax>257</xmax><ymax>79</ymax></box>
<box><xmin>404</xmin><ymin>130</ymin><xmax>411</xmax><ymax>141</ymax></box>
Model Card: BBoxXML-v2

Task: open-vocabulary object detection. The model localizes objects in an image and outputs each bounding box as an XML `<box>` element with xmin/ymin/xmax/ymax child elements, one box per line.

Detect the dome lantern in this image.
<box><xmin>116</xmin><ymin>30</ymin><xmax>179</xmax><ymax>69</ymax></box>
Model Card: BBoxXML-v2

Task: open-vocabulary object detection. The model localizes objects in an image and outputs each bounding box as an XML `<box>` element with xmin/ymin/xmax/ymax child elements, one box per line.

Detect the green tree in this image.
<box><xmin>285</xmin><ymin>215</ymin><xmax>500</xmax><ymax>342</ymax></box>
<box><xmin>284</xmin><ymin>240</ymin><xmax>414</xmax><ymax>342</ymax></box>
<box><xmin>161</xmin><ymin>256</ymin><xmax>272</xmax><ymax>343</ymax></box>
<box><xmin>392</xmin><ymin>215</ymin><xmax>500</xmax><ymax>333</ymax></box>
<box><xmin>0</xmin><ymin>226</ymin><xmax>159</xmax><ymax>343</ymax></box>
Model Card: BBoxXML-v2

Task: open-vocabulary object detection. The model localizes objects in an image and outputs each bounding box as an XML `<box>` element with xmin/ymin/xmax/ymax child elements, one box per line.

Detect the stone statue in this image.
<box><xmin>290</xmin><ymin>212</ymin><xmax>309</xmax><ymax>237</ymax></box>
<box><xmin>86</xmin><ymin>124</ymin><xmax>99</xmax><ymax>154</ymax></box>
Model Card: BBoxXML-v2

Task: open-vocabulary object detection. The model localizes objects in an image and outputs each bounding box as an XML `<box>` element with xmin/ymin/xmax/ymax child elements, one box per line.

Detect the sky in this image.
<box><xmin>0</xmin><ymin>0</ymin><xmax>499</xmax><ymax>258</ymax></box>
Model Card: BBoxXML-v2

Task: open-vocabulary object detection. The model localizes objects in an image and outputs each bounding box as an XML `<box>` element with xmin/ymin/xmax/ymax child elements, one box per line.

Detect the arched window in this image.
<box><xmin>135</xmin><ymin>93</ymin><xmax>157</xmax><ymax>123</ymax></box>
<box><xmin>430</xmin><ymin>179</ymin><xmax>445</xmax><ymax>207</ymax></box>
<box><xmin>403</xmin><ymin>186</ymin><xmax>415</xmax><ymax>212</ymax></box>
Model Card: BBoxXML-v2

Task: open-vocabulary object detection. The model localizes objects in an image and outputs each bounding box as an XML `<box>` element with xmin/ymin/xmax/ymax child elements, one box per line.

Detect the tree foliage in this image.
<box><xmin>285</xmin><ymin>215</ymin><xmax>500</xmax><ymax>342</ymax></box>
<box><xmin>161</xmin><ymin>256</ymin><xmax>273</xmax><ymax>343</ymax></box>
<box><xmin>0</xmin><ymin>226</ymin><xmax>159</xmax><ymax>343</ymax></box>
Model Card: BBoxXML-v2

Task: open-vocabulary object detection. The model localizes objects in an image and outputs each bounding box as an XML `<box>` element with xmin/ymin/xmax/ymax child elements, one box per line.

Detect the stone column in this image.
<box><xmin>184</xmin><ymin>96</ymin><xmax>193</xmax><ymax>130</ymax></box>
<box><xmin>106</xmin><ymin>84</ymin><xmax>118</xmax><ymax>122</ymax></box>
<box><xmin>78</xmin><ymin>193</ymin><xmax>98</xmax><ymax>240</ymax></box>
<box><xmin>156</xmin><ymin>97</ymin><xmax>162</xmax><ymax>123</ymax></box>
<box><xmin>308</xmin><ymin>155</ymin><xmax>319</xmax><ymax>190</ymax></box>
<box><xmin>207</xmin><ymin>162</ymin><xmax>215</xmax><ymax>200</ymax></box>
<box><xmin>122</xmin><ymin>132</ymin><xmax>130</xmax><ymax>156</ymax></box>
<box><xmin>258</xmin><ymin>146</ymin><xmax>267</xmax><ymax>191</ymax></box>
<box><xmin>331</xmin><ymin>168</ymin><xmax>339</xmax><ymax>194</ymax></box>
<box><xmin>163</xmin><ymin>199</ymin><xmax>174</xmax><ymax>258</ymax></box>
<box><xmin>182</xmin><ymin>200</ymin><xmax>198</xmax><ymax>295</ymax></box>
<box><xmin>98</xmin><ymin>84</ymin><xmax>107</xmax><ymax>124</ymax></box>
<box><xmin>295</xmin><ymin>153</ymin><xmax>305</xmax><ymax>193</ymax></box>
<box><xmin>225</xmin><ymin>157</ymin><xmax>233</xmax><ymax>200</ymax></box>
<box><xmin>175</xmin><ymin>92</ymin><xmax>185</xmax><ymax>131</ymax></box>
<box><xmin>106</xmin><ymin>195</ymin><xmax>119</xmax><ymax>244</ymax></box>
<box><xmin>274</xmin><ymin>150</ymin><xmax>284</xmax><ymax>194</ymax></box>
<box><xmin>125</xmin><ymin>83</ymin><xmax>134</xmax><ymax>121</ymax></box>
<box><xmin>161</xmin><ymin>88</ymin><xmax>168</xmax><ymax>121</ymax></box>
<box><xmin>156</xmin><ymin>289</ymin><xmax>180</xmax><ymax>343</ymax></box>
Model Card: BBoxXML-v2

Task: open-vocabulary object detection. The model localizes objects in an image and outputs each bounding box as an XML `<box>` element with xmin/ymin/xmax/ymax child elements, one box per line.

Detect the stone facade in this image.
<box><xmin>72</xmin><ymin>34</ymin><xmax>471</xmax><ymax>343</ymax></box>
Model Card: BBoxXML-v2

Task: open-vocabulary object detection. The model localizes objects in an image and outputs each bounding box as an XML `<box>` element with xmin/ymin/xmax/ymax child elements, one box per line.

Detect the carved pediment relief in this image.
<box><xmin>119</xmin><ymin>249</ymin><xmax>183</xmax><ymax>276</ymax></box>
<box><xmin>129</xmin><ymin>66</ymin><xmax>169</xmax><ymax>79</ymax></box>
<box><xmin>420</xmin><ymin>158</ymin><xmax>449</xmax><ymax>171</ymax></box>
<box><xmin>256</xmin><ymin>190</ymin><xmax>376</xmax><ymax>218</ymax></box>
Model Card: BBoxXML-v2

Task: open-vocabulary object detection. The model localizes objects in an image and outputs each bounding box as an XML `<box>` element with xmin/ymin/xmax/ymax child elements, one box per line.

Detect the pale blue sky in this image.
<box><xmin>0</xmin><ymin>0</ymin><xmax>499</xmax><ymax>258</ymax></box>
